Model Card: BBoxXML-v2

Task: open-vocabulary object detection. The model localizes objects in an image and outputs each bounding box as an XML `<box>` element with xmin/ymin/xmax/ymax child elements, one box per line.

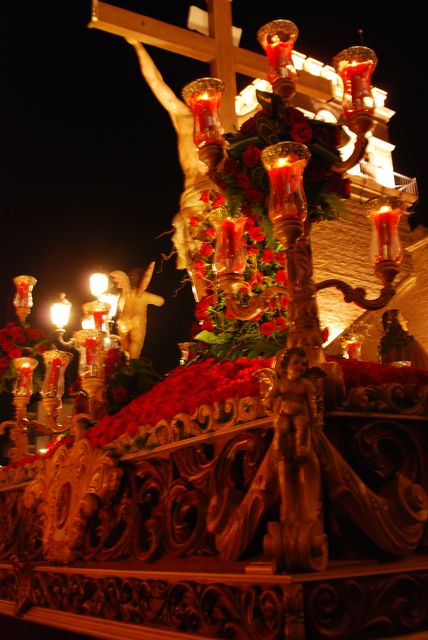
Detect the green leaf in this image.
<box><xmin>194</xmin><ymin>330</ymin><xmax>227</xmax><ymax>345</ymax></box>
<box><xmin>308</xmin><ymin>142</ymin><xmax>341</xmax><ymax>165</ymax></box>
<box><xmin>227</xmin><ymin>135</ymin><xmax>263</xmax><ymax>158</ymax></box>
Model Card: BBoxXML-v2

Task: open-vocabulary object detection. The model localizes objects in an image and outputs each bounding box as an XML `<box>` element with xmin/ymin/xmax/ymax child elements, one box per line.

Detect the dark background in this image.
<box><xmin>1</xmin><ymin>1</ymin><xmax>425</xmax><ymax>376</ymax></box>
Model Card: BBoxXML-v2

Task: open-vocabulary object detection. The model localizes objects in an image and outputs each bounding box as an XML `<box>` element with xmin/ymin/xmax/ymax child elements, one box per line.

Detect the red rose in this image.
<box><xmin>246</xmin><ymin>245</ymin><xmax>259</xmax><ymax>256</ymax></box>
<box><xmin>274</xmin><ymin>316</ymin><xmax>287</xmax><ymax>330</ymax></box>
<box><xmin>276</xmin><ymin>270</ymin><xmax>288</xmax><ymax>285</ymax></box>
<box><xmin>200</xmin><ymin>190</ymin><xmax>210</xmax><ymax>203</ymax></box>
<box><xmin>260</xmin><ymin>321</ymin><xmax>276</xmax><ymax>336</ymax></box>
<box><xmin>275</xmin><ymin>251</ymin><xmax>286</xmax><ymax>266</ymax></box>
<box><xmin>192</xmin><ymin>259</ymin><xmax>206</xmax><ymax>277</ymax></box>
<box><xmin>291</xmin><ymin>122</ymin><xmax>313</xmax><ymax>143</ymax></box>
<box><xmin>247</xmin><ymin>226</ymin><xmax>265</xmax><ymax>242</ymax></box>
<box><xmin>200</xmin><ymin>319</ymin><xmax>215</xmax><ymax>332</ymax></box>
<box><xmin>242</xmin><ymin>145</ymin><xmax>261</xmax><ymax>168</ymax></box>
<box><xmin>0</xmin><ymin>356</ymin><xmax>9</xmax><ymax>370</ymax></box>
<box><xmin>8</xmin><ymin>348</ymin><xmax>22</xmax><ymax>359</ymax></box>
<box><xmin>199</xmin><ymin>243</ymin><xmax>213</xmax><ymax>257</ymax></box>
<box><xmin>262</xmin><ymin>249</ymin><xmax>275</xmax><ymax>263</ymax></box>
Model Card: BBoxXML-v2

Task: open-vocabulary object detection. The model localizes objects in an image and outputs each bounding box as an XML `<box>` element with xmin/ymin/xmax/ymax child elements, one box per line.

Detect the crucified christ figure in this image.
<box><xmin>127</xmin><ymin>39</ymin><xmax>216</xmax><ymax>301</ymax></box>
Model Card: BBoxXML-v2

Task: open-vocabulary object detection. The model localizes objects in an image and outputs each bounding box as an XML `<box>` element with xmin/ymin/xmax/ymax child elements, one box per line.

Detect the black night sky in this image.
<box><xmin>1</xmin><ymin>1</ymin><xmax>425</xmax><ymax>375</ymax></box>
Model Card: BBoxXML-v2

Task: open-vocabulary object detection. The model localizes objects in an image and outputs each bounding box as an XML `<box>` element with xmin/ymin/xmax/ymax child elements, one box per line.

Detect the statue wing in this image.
<box><xmin>110</xmin><ymin>270</ymin><xmax>130</xmax><ymax>294</ymax></box>
<box><xmin>139</xmin><ymin>261</ymin><xmax>155</xmax><ymax>293</ymax></box>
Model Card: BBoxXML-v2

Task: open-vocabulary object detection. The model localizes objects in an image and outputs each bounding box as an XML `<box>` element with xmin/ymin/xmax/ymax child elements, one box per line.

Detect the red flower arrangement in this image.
<box><xmin>0</xmin><ymin>322</ymin><xmax>51</xmax><ymax>394</ymax></box>
<box><xmin>85</xmin><ymin>356</ymin><xmax>272</xmax><ymax>449</ymax></box>
<box><xmin>178</xmin><ymin>88</ymin><xmax>352</xmax><ymax>363</ymax></box>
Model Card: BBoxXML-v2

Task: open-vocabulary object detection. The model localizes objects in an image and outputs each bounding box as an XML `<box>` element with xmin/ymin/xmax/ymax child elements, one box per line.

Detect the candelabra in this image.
<box><xmin>183</xmin><ymin>19</ymin><xmax>405</xmax><ymax>367</ymax></box>
<box><xmin>50</xmin><ymin>280</ymin><xmax>124</xmax><ymax>422</ymax></box>
<box><xmin>181</xmin><ymin>19</ymin><xmax>408</xmax><ymax>572</ymax></box>
<box><xmin>0</xmin><ymin>272</ymin><xmax>123</xmax><ymax>463</ymax></box>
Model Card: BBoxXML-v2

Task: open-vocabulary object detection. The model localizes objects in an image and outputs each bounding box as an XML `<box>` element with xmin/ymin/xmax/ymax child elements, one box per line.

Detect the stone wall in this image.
<box><xmin>312</xmin><ymin>200</ymin><xmax>428</xmax><ymax>365</ymax></box>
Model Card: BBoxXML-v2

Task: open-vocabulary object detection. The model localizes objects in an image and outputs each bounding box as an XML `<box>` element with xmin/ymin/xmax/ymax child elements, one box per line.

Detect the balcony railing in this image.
<box><xmin>358</xmin><ymin>160</ymin><xmax>418</xmax><ymax>198</ymax></box>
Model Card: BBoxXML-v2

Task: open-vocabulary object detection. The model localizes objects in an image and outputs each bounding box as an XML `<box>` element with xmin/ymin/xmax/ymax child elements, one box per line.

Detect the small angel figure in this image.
<box><xmin>255</xmin><ymin>347</ymin><xmax>322</xmax><ymax>464</ymax></box>
<box><xmin>110</xmin><ymin>263</ymin><xmax>164</xmax><ymax>360</ymax></box>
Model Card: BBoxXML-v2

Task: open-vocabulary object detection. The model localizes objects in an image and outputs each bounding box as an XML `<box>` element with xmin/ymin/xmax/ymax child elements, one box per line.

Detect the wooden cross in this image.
<box><xmin>89</xmin><ymin>0</ymin><xmax>332</xmax><ymax>131</ymax></box>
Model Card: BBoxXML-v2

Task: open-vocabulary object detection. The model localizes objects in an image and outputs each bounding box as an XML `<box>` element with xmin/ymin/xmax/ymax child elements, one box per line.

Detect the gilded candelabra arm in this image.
<box><xmin>330</xmin><ymin>132</ymin><xmax>369</xmax><ymax>174</ymax></box>
<box><xmin>316</xmin><ymin>262</ymin><xmax>398</xmax><ymax>311</ymax></box>
<box><xmin>222</xmin><ymin>282</ymin><xmax>288</xmax><ymax>321</ymax></box>
<box><xmin>53</xmin><ymin>328</ymin><xmax>75</xmax><ymax>349</ymax></box>
<box><xmin>30</xmin><ymin>397</ymin><xmax>72</xmax><ymax>435</ymax></box>
<box><xmin>330</xmin><ymin>113</ymin><xmax>373</xmax><ymax>174</ymax></box>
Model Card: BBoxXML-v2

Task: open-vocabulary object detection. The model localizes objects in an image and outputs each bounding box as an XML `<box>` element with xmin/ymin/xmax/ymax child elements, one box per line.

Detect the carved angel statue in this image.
<box><xmin>110</xmin><ymin>263</ymin><xmax>164</xmax><ymax>360</ymax></box>
<box><xmin>254</xmin><ymin>347</ymin><xmax>325</xmax><ymax>464</ymax></box>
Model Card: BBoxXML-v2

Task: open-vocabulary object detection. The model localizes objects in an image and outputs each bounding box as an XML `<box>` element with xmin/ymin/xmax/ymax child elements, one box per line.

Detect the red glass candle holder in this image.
<box><xmin>74</xmin><ymin>329</ymin><xmax>105</xmax><ymax>379</ymax></box>
<box><xmin>333</xmin><ymin>46</ymin><xmax>377</xmax><ymax>119</ymax></box>
<box><xmin>41</xmin><ymin>349</ymin><xmax>73</xmax><ymax>399</ymax></box>
<box><xmin>12</xmin><ymin>357</ymin><xmax>38</xmax><ymax>398</ymax></box>
<box><xmin>341</xmin><ymin>335</ymin><xmax>363</xmax><ymax>360</ymax></box>
<box><xmin>213</xmin><ymin>216</ymin><xmax>247</xmax><ymax>277</ymax></box>
<box><xmin>13</xmin><ymin>275</ymin><xmax>37</xmax><ymax>324</ymax></box>
<box><xmin>261</xmin><ymin>141</ymin><xmax>310</xmax><ymax>223</ymax></box>
<box><xmin>82</xmin><ymin>300</ymin><xmax>111</xmax><ymax>333</ymax></box>
<box><xmin>366</xmin><ymin>196</ymin><xmax>406</xmax><ymax>264</ymax></box>
<box><xmin>257</xmin><ymin>20</ymin><xmax>298</xmax><ymax>97</ymax></box>
<box><xmin>181</xmin><ymin>77</ymin><xmax>225</xmax><ymax>148</ymax></box>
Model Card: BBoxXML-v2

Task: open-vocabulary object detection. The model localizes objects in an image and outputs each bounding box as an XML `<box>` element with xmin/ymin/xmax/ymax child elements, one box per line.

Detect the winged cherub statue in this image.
<box><xmin>110</xmin><ymin>263</ymin><xmax>165</xmax><ymax>360</ymax></box>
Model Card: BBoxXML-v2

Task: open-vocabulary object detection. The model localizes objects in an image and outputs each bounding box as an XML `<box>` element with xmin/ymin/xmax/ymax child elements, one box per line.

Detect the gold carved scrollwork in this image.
<box><xmin>24</xmin><ymin>438</ymin><xmax>122</xmax><ymax>563</ymax></box>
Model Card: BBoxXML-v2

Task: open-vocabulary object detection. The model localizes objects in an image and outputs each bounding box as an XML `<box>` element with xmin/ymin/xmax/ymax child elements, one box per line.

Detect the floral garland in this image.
<box><xmin>185</xmin><ymin>89</ymin><xmax>350</xmax><ymax>361</ymax></box>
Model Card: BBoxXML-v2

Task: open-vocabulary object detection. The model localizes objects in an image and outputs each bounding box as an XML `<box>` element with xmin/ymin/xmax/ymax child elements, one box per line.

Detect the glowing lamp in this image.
<box><xmin>257</xmin><ymin>20</ymin><xmax>298</xmax><ymax>100</ymax></box>
<box><xmin>41</xmin><ymin>350</ymin><xmax>73</xmax><ymax>399</ymax></box>
<box><xmin>50</xmin><ymin>293</ymin><xmax>72</xmax><ymax>330</ymax></box>
<box><xmin>12</xmin><ymin>357</ymin><xmax>38</xmax><ymax>398</ymax></box>
<box><xmin>366</xmin><ymin>196</ymin><xmax>406</xmax><ymax>264</ymax></box>
<box><xmin>13</xmin><ymin>275</ymin><xmax>37</xmax><ymax>324</ymax></box>
<box><xmin>89</xmin><ymin>272</ymin><xmax>109</xmax><ymax>298</ymax></box>
<box><xmin>181</xmin><ymin>77</ymin><xmax>225</xmax><ymax>148</ymax></box>
<box><xmin>333</xmin><ymin>46</ymin><xmax>377</xmax><ymax>121</ymax></box>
